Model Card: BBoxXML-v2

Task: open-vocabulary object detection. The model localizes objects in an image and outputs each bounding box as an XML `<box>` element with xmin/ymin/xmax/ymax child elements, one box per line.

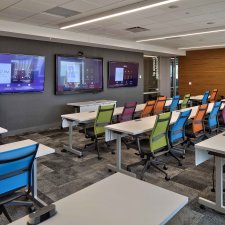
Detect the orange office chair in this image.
<box><xmin>141</xmin><ymin>100</ymin><xmax>156</xmax><ymax>118</ymax></box>
<box><xmin>209</xmin><ymin>89</ymin><xmax>218</xmax><ymax>103</ymax></box>
<box><xmin>185</xmin><ymin>104</ymin><xmax>208</xmax><ymax>146</ymax></box>
<box><xmin>153</xmin><ymin>96</ymin><xmax>167</xmax><ymax>115</ymax></box>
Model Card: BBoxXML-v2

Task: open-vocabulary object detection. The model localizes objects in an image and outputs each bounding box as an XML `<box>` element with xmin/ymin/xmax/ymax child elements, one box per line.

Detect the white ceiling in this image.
<box><xmin>0</xmin><ymin>0</ymin><xmax>225</xmax><ymax>50</ymax></box>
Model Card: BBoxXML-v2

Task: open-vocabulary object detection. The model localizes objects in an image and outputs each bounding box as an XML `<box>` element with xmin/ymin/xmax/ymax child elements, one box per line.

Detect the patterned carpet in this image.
<box><xmin>0</xmin><ymin>127</ymin><xmax>225</xmax><ymax>225</ymax></box>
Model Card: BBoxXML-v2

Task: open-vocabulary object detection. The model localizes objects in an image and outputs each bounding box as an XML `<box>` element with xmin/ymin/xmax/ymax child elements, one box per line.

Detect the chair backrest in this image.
<box><xmin>170</xmin><ymin>95</ymin><xmax>180</xmax><ymax>111</ymax></box>
<box><xmin>94</xmin><ymin>104</ymin><xmax>115</xmax><ymax>136</ymax></box>
<box><xmin>221</xmin><ymin>105</ymin><xmax>225</xmax><ymax>123</ymax></box>
<box><xmin>149</xmin><ymin>112</ymin><xmax>171</xmax><ymax>153</ymax></box>
<box><xmin>0</xmin><ymin>143</ymin><xmax>38</xmax><ymax>196</ymax></box>
<box><xmin>192</xmin><ymin>104</ymin><xmax>208</xmax><ymax>133</ymax></box>
<box><xmin>181</xmin><ymin>94</ymin><xmax>190</xmax><ymax>109</ymax></box>
<box><xmin>202</xmin><ymin>91</ymin><xmax>210</xmax><ymax>104</ymax></box>
<box><xmin>153</xmin><ymin>96</ymin><xmax>167</xmax><ymax>115</ymax></box>
<box><xmin>208</xmin><ymin>101</ymin><xmax>221</xmax><ymax>129</ymax></box>
<box><xmin>141</xmin><ymin>100</ymin><xmax>156</xmax><ymax>118</ymax></box>
<box><xmin>169</xmin><ymin>109</ymin><xmax>192</xmax><ymax>144</ymax></box>
<box><xmin>119</xmin><ymin>102</ymin><xmax>137</xmax><ymax>122</ymax></box>
<box><xmin>209</xmin><ymin>89</ymin><xmax>218</xmax><ymax>103</ymax></box>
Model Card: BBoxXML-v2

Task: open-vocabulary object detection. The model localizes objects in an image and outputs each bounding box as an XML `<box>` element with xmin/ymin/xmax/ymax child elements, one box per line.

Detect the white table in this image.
<box><xmin>0</xmin><ymin>139</ymin><xmax>55</xmax><ymax>206</ymax></box>
<box><xmin>67</xmin><ymin>100</ymin><xmax>117</xmax><ymax>113</ymax></box>
<box><xmin>10</xmin><ymin>173</ymin><xmax>188</xmax><ymax>225</ymax></box>
<box><xmin>0</xmin><ymin>127</ymin><xmax>8</xmax><ymax>134</ymax></box>
<box><xmin>105</xmin><ymin>102</ymin><xmax>225</xmax><ymax>177</ymax></box>
<box><xmin>195</xmin><ymin>133</ymin><xmax>225</xmax><ymax>214</ymax></box>
<box><xmin>61</xmin><ymin>100</ymin><xmax>182</xmax><ymax>157</ymax></box>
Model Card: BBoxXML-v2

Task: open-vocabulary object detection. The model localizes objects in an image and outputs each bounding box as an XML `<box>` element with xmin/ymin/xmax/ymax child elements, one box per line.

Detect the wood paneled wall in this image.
<box><xmin>179</xmin><ymin>48</ymin><xmax>225</xmax><ymax>98</ymax></box>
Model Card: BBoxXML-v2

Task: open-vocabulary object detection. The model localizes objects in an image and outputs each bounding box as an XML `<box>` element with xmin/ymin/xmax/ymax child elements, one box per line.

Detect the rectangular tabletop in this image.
<box><xmin>0</xmin><ymin>139</ymin><xmax>55</xmax><ymax>158</ymax></box>
<box><xmin>67</xmin><ymin>100</ymin><xmax>117</xmax><ymax>107</ymax></box>
<box><xmin>10</xmin><ymin>173</ymin><xmax>188</xmax><ymax>225</ymax></box>
<box><xmin>0</xmin><ymin>127</ymin><xmax>8</xmax><ymax>134</ymax></box>
<box><xmin>195</xmin><ymin>132</ymin><xmax>225</xmax><ymax>165</ymax></box>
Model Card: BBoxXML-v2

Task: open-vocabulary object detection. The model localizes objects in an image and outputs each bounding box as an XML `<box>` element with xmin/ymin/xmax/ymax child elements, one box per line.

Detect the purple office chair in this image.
<box><xmin>119</xmin><ymin>102</ymin><xmax>137</xmax><ymax>123</ymax></box>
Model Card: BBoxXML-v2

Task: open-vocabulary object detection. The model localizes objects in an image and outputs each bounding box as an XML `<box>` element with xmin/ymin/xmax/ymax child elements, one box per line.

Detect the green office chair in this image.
<box><xmin>85</xmin><ymin>104</ymin><xmax>115</xmax><ymax>160</ymax></box>
<box><xmin>181</xmin><ymin>94</ymin><xmax>190</xmax><ymax>109</ymax></box>
<box><xmin>127</xmin><ymin>112</ymin><xmax>181</xmax><ymax>180</ymax></box>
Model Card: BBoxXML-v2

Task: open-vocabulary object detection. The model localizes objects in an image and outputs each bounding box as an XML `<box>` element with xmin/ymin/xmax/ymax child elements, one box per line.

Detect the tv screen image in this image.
<box><xmin>56</xmin><ymin>55</ymin><xmax>103</xmax><ymax>94</ymax></box>
<box><xmin>0</xmin><ymin>53</ymin><xmax>45</xmax><ymax>93</ymax></box>
<box><xmin>108</xmin><ymin>61</ymin><xmax>139</xmax><ymax>88</ymax></box>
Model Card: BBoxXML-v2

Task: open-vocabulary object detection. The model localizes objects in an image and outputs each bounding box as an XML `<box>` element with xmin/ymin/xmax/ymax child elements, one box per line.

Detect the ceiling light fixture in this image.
<box><xmin>179</xmin><ymin>43</ymin><xmax>225</xmax><ymax>50</ymax></box>
<box><xmin>60</xmin><ymin>0</ymin><xmax>180</xmax><ymax>29</ymax></box>
<box><xmin>144</xmin><ymin>55</ymin><xmax>158</xmax><ymax>57</ymax></box>
<box><xmin>136</xmin><ymin>28</ymin><xmax>225</xmax><ymax>42</ymax></box>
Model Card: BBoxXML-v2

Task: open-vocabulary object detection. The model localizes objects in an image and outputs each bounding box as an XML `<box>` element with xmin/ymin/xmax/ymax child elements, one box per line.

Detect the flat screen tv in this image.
<box><xmin>56</xmin><ymin>55</ymin><xmax>103</xmax><ymax>94</ymax></box>
<box><xmin>0</xmin><ymin>53</ymin><xmax>45</xmax><ymax>93</ymax></box>
<box><xmin>108</xmin><ymin>61</ymin><xmax>139</xmax><ymax>88</ymax></box>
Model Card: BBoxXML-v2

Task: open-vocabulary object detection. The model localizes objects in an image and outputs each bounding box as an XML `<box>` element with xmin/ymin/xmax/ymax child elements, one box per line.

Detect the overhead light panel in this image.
<box><xmin>137</xmin><ymin>28</ymin><xmax>225</xmax><ymax>42</ymax></box>
<box><xmin>179</xmin><ymin>43</ymin><xmax>225</xmax><ymax>50</ymax></box>
<box><xmin>61</xmin><ymin>0</ymin><xmax>180</xmax><ymax>29</ymax></box>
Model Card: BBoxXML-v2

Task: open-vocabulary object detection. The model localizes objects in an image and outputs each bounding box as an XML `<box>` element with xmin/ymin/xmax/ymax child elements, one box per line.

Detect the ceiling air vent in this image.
<box><xmin>44</xmin><ymin>7</ymin><xmax>80</xmax><ymax>18</ymax></box>
<box><xmin>126</xmin><ymin>26</ymin><xmax>149</xmax><ymax>33</ymax></box>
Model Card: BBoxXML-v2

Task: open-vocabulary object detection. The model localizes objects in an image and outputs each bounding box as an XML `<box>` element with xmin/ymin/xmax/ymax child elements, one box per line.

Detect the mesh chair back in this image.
<box><xmin>149</xmin><ymin>112</ymin><xmax>171</xmax><ymax>152</ymax></box>
<box><xmin>94</xmin><ymin>104</ymin><xmax>115</xmax><ymax>136</ymax></box>
<box><xmin>181</xmin><ymin>94</ymin><xmax>190</xmax><ymax>109</ymax></box>
<box><xmin>192</xmin><ymin>104</ymin><xmax>208</xmax><ymax>133</ymax></box>
<box><xmin>202</xmin><ymin>91</ymin><xmax>210</xmax><ymax>104</ymax></box>
<box><xmin>141</xmin><ymin>100</ymin><xmax>155</xmax><ymax>118</ymax></box>
<box><xmin>119</xmin><ymin>102</ymin><xmax>137</xmax><ymax>122</ymax></box>
<box><xmin>170</xmin><ymin>95</ymin><xmax>180</xmax><ymax>111</ymax></box>
<box><xmin>208</xmin><ymin>101</ymin><xmax>221</xmax><ymax>129</ymax></box>
<box><xmin>169</xmin><ymin>109</ymin><xmax>191</xmax><ymax>144</ymax></box>
<box><xmin>0</xmin><ymin>143</ymin><xmax>38</xmax><ymax>196</ymax></box>
<box><xmin>153</xmin><ymin>96</ymin><xmax>167</xmax><ymax>115</ymax></box>
<box><xmin>209</xmin><ymin>89</ymin><xmax>218</xmax><ymax>103</ymax></box>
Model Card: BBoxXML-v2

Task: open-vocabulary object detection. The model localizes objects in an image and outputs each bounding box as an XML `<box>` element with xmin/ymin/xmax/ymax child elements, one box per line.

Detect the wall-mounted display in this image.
<box><xmin>108</xmin><ymin>61</ymin><xmax>139</xmax><ymax>88</ymax></box>
<box><xmin>0</xmin><ymin>53</ymin><xmax>45</xmax><ymax>93</ymax></box>
<box><xmin>56</xmin><ymin>55</ymin><xmax>103</xmax><ymax>94</ymax></box>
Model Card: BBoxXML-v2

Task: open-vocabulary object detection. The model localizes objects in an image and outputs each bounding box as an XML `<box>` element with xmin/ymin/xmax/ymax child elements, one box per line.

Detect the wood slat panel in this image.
<box><xmin>179</xmin><ymin>48</ymin><xmax>225</xmax><ymax>98</ymax></box>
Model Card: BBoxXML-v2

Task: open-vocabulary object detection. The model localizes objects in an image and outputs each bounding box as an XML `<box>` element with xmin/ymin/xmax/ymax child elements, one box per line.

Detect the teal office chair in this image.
<box><xmin>0</xmin><ymin>143</ymin><xmax>38</xmax><ymax>222</ymax></box>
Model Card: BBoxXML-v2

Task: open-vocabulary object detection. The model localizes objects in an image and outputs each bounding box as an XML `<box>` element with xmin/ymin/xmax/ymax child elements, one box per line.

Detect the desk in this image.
<box><xmin>105</xmin><ymin>102</ymin><xmax>225</xmax><ymax>177</ymax></box>
<box><xmin>195</xmin><ymin>133</ymin><xmax>225</xmax><ymax>214</ymax></box>
<box><xmin>0</xmin><ymin>140</ymin><xmax>55</xmax><ymax>206</ymax></box>
<box><xmin>61</xmin><ymin>100</ymin><xmax>182</xmax><ymax>157</ymax></box>
<box><xmin>10</xmin><ymin>173</ymin><xmax>188</xmax><ymax>225</ymax></box>
<box><xmin>67</xmin><ymin>100</ymin><xmax>117</xmax><ymax>113</ymax></box>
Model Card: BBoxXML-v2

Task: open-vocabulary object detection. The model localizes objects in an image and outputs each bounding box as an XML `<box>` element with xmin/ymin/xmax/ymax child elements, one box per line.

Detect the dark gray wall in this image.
<box><xmin>0</xmin><ymin>36</ymin><xmax>144</xmax><ymax>135</ymax></box>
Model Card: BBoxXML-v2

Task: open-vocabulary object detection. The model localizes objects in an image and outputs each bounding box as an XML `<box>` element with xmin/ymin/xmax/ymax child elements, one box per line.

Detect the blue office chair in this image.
<box><xmin>169</xmin><ymin>109</ymin><xmax>192</xmax><ymax>158</ymax></box>
<box><xmin>205</xmin><ymin>101</ymin><xmax>221</xmax><ymax>136</ymax></box>
<box><xmin>166</xmin><ymin>95</ymin><xmax>180</xmax><ymax>112</ymax></box>
<box><xmin>0</xmin><ymin>143</ymin><xmax>38</xmax><ymax>222</ymax></box>
<box><xmin>202</xmin><ymin>91</ymin><xmax>210</xmax><ymax>104</ymax></box>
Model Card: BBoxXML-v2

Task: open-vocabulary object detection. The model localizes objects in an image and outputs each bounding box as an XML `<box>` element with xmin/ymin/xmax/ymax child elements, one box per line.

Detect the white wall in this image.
<box><xmin>159</xmin><ymin>57</ymin><xmax>171</xmax><ymax>98</ymax></box>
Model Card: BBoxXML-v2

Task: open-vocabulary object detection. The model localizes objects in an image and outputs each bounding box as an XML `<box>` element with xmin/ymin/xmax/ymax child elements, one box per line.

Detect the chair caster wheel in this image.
<box><xmin>200</xmin><ymin>205</ymin><xmax>206</xmax><ymax>210</ymax></box>
<box><xmin>78</xmin><ymin>155</ymin><xmax>82</xmax><ymax>158</ymax></box>
<box><xmin>111</xmin><ymin>151</ymin><xmax>115</xmax><ymax>155</ymax></box>
<box><xmin>108</xmin><ymin>169</ymin><xmax>112</xmax><ymax>172</ymax></box>
<box><xmin>165</xmin><ymin>176</ymin><xmax>170</xmax><ymax>181</ymax></box>
<box><xmin>61</xmin><ymin>149</ymin><xmax>67</xmax><ymax>153</ymax></box>
<box><xmin>163</xmin><ymin>165</ymin><xmax>168</xmax><ymax>170</ymax></box>
<box><xmin>98</xmin><ymin>157</ymin><xmax>102</xmax><ymax>160</ymax></box>
<box><xmin>180</xmin><ymin>155</ymin><xmax>185</xmax><ymax>159</ymax></box>
<box><xmin>211</xmin><ymin>188</ymin><xmax>215</xmax><ymax>192</ymax></box>
<box><xmin>28</xmin><ymin>206</ymin><xmax>36</xmax><ymax>213</ymax></box>
<box><xmin>178</xmin><ymin>162</ymin><xmax>182</xmax><ymax>166</ymax></box>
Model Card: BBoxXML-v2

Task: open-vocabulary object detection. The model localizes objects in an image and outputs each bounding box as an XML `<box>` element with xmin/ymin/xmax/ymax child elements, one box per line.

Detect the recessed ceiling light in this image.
<box><xmin>179</xmin><ymin>43</ymin><xmax>225</xmax><ymax>50</ymax></box>
<box><xmin>60</xmin><ymin>0</ymin><xmax>180</xmax><ymax>29</ymax></box>
<box><xmin>136</xmin><ymin>28</ymin><xmax>225</xmax><ymax>42</ymax></box>
<box><xmin>168</xmin><ymin>5</ymin><xmax>178</xmax><ymax>8</ymax></box>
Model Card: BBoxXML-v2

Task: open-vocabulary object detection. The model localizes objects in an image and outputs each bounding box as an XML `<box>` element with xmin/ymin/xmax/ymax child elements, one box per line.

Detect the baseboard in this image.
<box><xmin>2</xmin><ymin>122</ymin><xmax>62</xmax><ymax>137</ymax></box>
